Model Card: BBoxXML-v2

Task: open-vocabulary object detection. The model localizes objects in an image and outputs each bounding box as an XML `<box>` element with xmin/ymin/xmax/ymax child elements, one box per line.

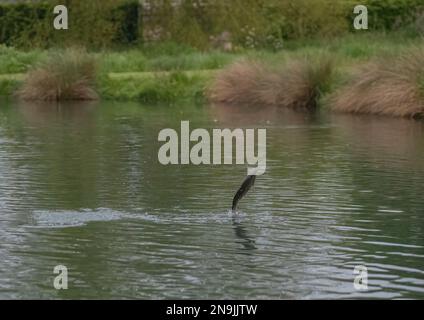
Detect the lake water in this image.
<box><xmin>0</xmin><ymin>100</ymin><xmax>423</xmax><ymax>299</ymax></box>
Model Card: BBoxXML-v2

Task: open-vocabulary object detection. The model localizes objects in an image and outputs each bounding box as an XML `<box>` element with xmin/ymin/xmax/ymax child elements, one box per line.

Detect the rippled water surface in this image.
<box><xmin>0</xmin><ymin>100</ymin><xmax>423</xmax><ymax>299</ymax></box>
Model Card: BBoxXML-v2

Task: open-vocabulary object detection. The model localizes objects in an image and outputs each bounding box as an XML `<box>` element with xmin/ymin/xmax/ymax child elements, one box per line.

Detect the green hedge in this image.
<box><xmin>0</xmin><ymin>0</ymin><xmax>140</xmax><ymax>49</ymax></box>
<box><xmin>365</xmin><ymin>0</ymin><xmax>424</xmax><ymax>31</ymax></box>
<box><xmin>0</xmin><ymin>3</ymin><xmax>49</xmax><ymax>47</ymax></box>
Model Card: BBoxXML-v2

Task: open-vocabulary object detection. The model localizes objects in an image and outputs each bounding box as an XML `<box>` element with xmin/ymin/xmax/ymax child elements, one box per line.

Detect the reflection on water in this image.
<box><xmin>16</xmin><ymin>100</ymin><xmax>98</xmax><ymax>126</ymax></box>
<box><xmin>0</xmin><ymin>100</ymin><xmax>424</xmax><ymax>299</ymax></box>
<box><xmin>232</xmin><ymin>216</ymin><xmax>257</xmax><ymax>252</ymax></box>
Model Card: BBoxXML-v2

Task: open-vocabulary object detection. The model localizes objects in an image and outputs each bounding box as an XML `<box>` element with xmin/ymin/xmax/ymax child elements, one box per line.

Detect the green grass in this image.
<box><xmin>0</xmin><ymin>79</ymin><xmax>20</xmax><ymax>97</ymax></box>
<box><xmin>99</xmin><ymin>70</ymin><xmax>213</xmax><ymax>103</ymax></box>
<box><xmin>0</xmin><ymin>45</ymin><xmax>43</xmax><ymax>74</ymax></box>
<box><xmin>99</xmin><ymin>49</ymin><xmax>236</xmax><ymax>73</ymax></box>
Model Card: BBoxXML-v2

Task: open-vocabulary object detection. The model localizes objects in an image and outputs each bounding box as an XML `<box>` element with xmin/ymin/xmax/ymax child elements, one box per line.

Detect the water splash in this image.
<box><xmin>31</xmin><ymin>208</ymin><xmax>126</xmax><ymax>228</ymax></box>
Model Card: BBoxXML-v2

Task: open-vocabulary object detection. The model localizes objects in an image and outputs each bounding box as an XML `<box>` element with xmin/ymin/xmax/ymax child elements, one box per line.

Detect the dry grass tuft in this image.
<box><xmin>271</xmin><ymin>56</ymin><xmax>333</xmax><ymax>110</ymax></box>
<box><xmin>208</xmin><ymin>55</ymin><xmax>333</xmax><ymax>110</ymax></box>
<box><xmin>207</xmin><ymin>60</ymin><xmax>268</xmax><ymax>105</ymax></box>
<box><xmin>330</xmin><ymin>48</ymin><xmax>424</xmax><ymax>118</ymax></box>
<box><xmin>17</xmin><ymin>48</ymin><xmax>99</xmax><ymax>101</ymax></box>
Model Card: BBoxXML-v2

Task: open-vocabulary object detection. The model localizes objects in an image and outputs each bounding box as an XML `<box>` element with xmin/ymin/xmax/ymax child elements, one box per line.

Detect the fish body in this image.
<box><xmin>232</xmin><ymin>175</ymin><xmax>256</xmax><ymax>212</ymax></box>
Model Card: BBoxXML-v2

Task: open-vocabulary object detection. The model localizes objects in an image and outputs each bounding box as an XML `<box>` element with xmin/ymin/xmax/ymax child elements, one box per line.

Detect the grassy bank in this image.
<box><xmin>0</xmin><ymin>33</ymin><xmax>423</xmax><ymax>114</ymax></box>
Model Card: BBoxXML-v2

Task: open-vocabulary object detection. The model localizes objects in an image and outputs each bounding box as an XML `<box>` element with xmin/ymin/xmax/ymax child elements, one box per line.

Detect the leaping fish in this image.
<box><xmin>232</xmin><ymin>175</ymin><xmax>256</xmax><ymax>212</ymax></box>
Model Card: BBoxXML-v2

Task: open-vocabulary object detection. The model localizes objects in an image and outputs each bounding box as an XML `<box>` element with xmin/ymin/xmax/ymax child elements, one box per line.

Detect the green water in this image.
<box><xmin>0</xmin><ymin>100</ymin><xmax>423</xmax><ymax>299</ymax></box>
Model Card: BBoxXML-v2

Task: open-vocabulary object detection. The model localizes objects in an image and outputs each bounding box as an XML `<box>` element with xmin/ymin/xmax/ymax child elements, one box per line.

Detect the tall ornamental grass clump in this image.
<box><xmin>17</xmin><ymin>49</ymin><xmax>99</xmax><ymax>101</ymax></box>
<box><xmin>330</xmin><ymin>48</ymin><xmax>424</xmax><ymax>118</ymax></box>
<box><xmin>208</xmin><ymin>54</ymin><xmax>334</xmax><ymax>110</ymax></box>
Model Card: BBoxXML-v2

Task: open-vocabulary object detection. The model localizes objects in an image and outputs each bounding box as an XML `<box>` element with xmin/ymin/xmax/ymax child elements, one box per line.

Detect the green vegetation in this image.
<box><xmin>99</xmin><ymin>70</ymin><xmax>213</xmax><ymax>104</ymax></box>
<box><xmin>365</xmin><ymin>0</ymin><xmax>424</xmax><ymax>31</ymax></box>
<box><xmin>99</xmin><ymin>48</ymin><xmax>235</xmax><ymax>73</ymax></box>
